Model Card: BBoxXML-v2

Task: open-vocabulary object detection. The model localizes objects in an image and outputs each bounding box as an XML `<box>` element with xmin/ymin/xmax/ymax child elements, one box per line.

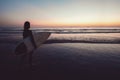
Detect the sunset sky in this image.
<box><xmin>0</xmin><ymin>0</ymin><xmax>120</xmax><ymax>27</ymax></box>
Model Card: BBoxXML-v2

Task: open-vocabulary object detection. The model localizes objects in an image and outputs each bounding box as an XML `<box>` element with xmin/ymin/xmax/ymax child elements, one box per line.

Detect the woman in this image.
<box><xmin>21</xmin><ymin>21</ymin><xmax>36</xmax><ymax>68</ymax></box>
<box><xmin>23</xmin><ymin>21</ymin><xmax>36</xmax><ymax>47</ymax></box>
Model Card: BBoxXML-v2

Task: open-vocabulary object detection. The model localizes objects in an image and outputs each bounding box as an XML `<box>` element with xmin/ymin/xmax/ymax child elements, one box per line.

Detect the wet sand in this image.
<box><xmin>0</xmin><ymin>42</ymin><xmax>120</xmax><ymax>80</ymax></box>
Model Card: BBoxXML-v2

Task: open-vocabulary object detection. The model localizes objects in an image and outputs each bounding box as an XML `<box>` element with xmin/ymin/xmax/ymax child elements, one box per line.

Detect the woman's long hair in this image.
<box><xmin>24</xmin><ymin>21</ymin><xmax>30</xmax><ymax>30</ymax></box>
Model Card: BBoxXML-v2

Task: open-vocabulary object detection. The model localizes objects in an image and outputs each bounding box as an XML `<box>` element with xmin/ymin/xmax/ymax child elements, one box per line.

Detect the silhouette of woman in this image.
<box><xmin>21</xmin><ymin>21</ymin><xmax>36</xmax><ymax>68</ymax></box>
<box><xmin>23</xmin><ymin>21</ymin><xmax>36</xmax><ymax>48</ymax></box>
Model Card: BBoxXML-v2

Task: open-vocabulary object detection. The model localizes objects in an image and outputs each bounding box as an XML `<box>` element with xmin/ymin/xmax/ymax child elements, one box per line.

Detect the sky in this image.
<box><xmin>0</xmin><ymin>0</ymin><xmax>120</xmax><ymax>27</ymax></box>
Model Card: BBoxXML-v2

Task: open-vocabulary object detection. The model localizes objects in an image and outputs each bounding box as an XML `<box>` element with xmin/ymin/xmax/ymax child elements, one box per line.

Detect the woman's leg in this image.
<box><xmin>29</xmin><ymin>51</ymin><xmax>33</xmax><ymax>68</ymax></box>
<box><xmin>27</xmin><ymin>51</ymin><xmax>33</xmax><ymax>79</ymax></box>
<box><xmin>19</xmin><ymin>54</ymin><xmax>27</xmax><ymax>71</ymax></box>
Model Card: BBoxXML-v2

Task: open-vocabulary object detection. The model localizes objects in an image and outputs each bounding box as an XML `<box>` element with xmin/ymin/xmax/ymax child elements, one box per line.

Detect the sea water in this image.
<box><xmin>0</xmin><ymin>27</ymin><xmax>120</xmax><ymax>43</ymax></box>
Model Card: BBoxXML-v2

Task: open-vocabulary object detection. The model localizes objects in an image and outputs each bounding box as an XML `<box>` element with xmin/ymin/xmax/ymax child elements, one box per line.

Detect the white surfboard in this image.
<box><xmin>14</xmin><ymin>32</ymin><xmax>51</xmax><ymax>55</ymax></box>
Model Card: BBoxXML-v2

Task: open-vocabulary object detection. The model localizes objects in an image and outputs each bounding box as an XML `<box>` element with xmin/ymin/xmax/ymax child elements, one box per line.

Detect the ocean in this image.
<box><xmin>0</xmin><ymin>27</ymin><xmax>120</xmax><ymax>43</ymax></box>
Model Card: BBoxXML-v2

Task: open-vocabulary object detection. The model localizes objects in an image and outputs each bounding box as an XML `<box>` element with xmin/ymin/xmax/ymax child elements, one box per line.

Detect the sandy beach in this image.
<box><xmin>0</xmin><ymin>41</ymin><xmax>120</xmax><ymax>80</ymax></box>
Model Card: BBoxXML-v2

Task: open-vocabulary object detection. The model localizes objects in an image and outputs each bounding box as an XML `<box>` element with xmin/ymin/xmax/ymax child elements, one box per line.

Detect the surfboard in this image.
<box><xmin>14</xmin><ymin>32</ymin><xmax>51</xmax><ymax>55</ymax></box>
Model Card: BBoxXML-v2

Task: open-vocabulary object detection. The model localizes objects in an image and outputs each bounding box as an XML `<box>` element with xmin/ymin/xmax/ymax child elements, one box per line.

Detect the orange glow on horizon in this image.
<box><xmin>31</xmin><ymin>21</ymin><xmax>120</xmax><ymax>27</ymax></box>
<box><xmin>1</xmin><ymin>20</ymin><xmax>120</xmax><ymax>27</ymax></box>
